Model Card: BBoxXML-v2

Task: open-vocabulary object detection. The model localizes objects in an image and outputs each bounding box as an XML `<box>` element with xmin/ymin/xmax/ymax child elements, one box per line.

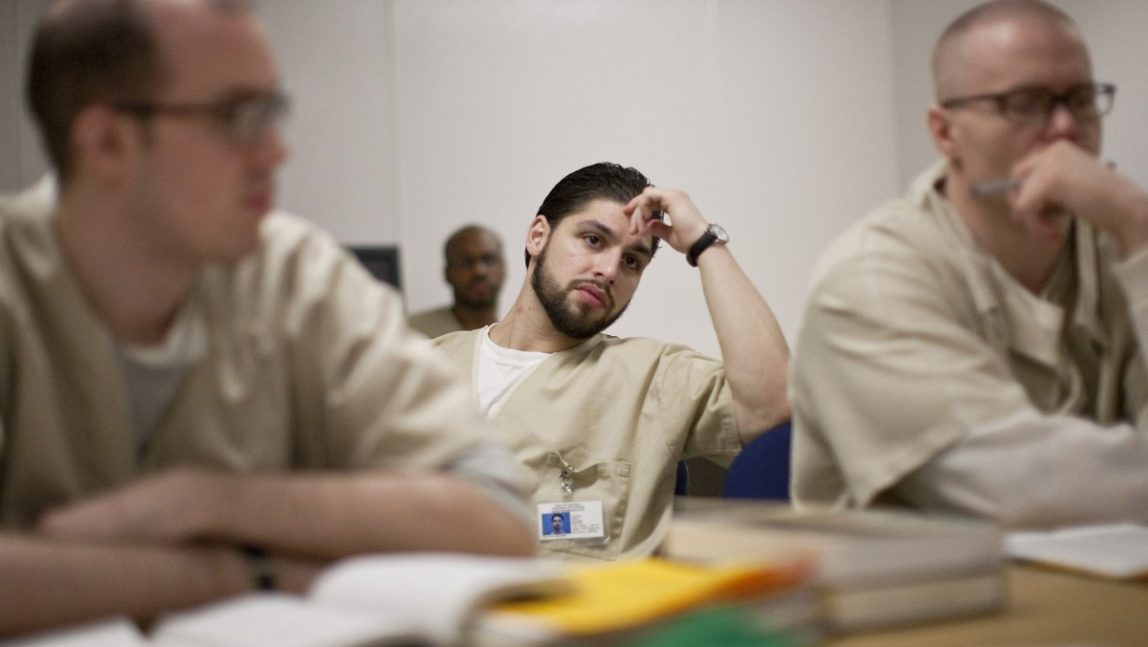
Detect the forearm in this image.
<box><xmin>899</xmin><ymin>413</ymin><xmax>1148</xmax><ymax>528</ymax></box>
<box><xmin>213</xmin><ymin>471</ymin><xmax>535</xmax><ymax>559</ymax></box>
<box><xmin>696</xmin><ymin>245</ymin><xmax>790</xmax><ymax>441</ymax></box>
<box><xmin>1107</xmin><ymin>178</ymin><xmax>1148</xmax><ymax>255</ymax></box>
<box><xmin>0</xmin><ymin>533</ymin><xmax>251</xmax><ymax>638</ymax></box>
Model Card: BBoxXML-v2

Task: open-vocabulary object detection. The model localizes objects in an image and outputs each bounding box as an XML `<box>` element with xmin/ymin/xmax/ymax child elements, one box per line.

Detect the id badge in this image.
<box><xmin>537</xmin><ymin>501</ymin><xmax>606</xmax><ymax>541</ymax></box>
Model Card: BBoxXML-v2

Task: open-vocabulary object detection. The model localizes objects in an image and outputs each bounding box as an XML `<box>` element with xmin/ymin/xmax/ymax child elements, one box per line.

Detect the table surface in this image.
<box><xmin>826</xmin><ymin>564</ymin><xmax>1148</xmax><ymax>647</ymax></box>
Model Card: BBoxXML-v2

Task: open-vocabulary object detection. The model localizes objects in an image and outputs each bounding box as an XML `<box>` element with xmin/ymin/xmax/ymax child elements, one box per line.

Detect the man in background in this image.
<box><xmin>434</xmin><ymin>162</ymin><xmax>790</xmax><ymax>560</ymax></box>
<box><xmin>409</xmin><ymin>224</ymin><xmax>505</xmax><ymax>338</ymax></box>
<box><xmin>792</xmin><ymin>0</ymin><xmax>1148</xmax><ymax>526</ymax></box>
<box><xmin>0</xmin><ymin>0</ymin><xmax>532</xmax><ymax>637</ymax></box>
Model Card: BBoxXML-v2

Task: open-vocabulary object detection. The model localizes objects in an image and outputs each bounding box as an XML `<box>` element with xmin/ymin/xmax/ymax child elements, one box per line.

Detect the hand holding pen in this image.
<box><xmin>973</xmin><ymin>143</ymin><xmax>1148</xmax><ymax>254</ymax></box>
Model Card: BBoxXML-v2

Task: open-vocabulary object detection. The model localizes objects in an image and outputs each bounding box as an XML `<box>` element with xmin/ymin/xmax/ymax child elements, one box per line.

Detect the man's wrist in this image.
<box><xmin>686</xmin><ymin>223</ymin><xmax>729</xmax><ymax>267</ymax></box>
<box><xmin>240</xmin><ymin>545</ymin><xmax>277</xmax><ymax>591</ymax></box>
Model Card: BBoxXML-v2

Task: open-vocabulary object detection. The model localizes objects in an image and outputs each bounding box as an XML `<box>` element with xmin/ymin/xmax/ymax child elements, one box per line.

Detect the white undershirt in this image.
<box><xmin>476</xmin><ymin>326</ymin><xmax>550</xmax><ymax>417</ymax></box>
<box><xmin>113</xmin><ymin>297</ymin><xmax>207</xmax><ymax>449</ymax></box>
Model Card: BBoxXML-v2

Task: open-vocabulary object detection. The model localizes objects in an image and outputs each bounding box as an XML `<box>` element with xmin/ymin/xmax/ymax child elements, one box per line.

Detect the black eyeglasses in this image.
<box><xmin>940</xmin><ymin>83</ymin><xmax>1116</xmax><ymax>124</ymax></box>
<box><xmin>113</xmin><ymin>90</ymin><xmax>290</xmax><ymax>145</ymax></box>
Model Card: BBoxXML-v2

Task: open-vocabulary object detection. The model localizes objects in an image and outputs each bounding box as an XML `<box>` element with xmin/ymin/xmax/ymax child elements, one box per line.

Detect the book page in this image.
<box><xmin>308</xmin><ymin>553</ymin><xmax>569</xmax><ymax>646</ymax></box>
<box><xmin>149</xmin><ymin>593</ymin><xmax>422</xmax><ymax>647</ymax></box>
<box><xmin>1006</xmin><ymin>523</ymin><xmax>1148</xmax><ymax>579</ymax></box>
<box><xmin>3</xmin><ymin>618</ymin><xmax>147</xmax><ymax>647</ymax></box>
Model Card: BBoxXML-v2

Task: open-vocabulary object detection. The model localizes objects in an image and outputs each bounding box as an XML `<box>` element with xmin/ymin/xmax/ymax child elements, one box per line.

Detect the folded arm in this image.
<box><xmin>1011</xmin><ymin>141</ymin><xmax>1148</xmax><ymax>255</ymax></box>
<box><xmin>5</xmin><ymin>465</ymin><xmax>532</xmax><ymax>637</ymax></box>
<box><xmin>792</xmin><ymin>238</ymin><xmax>1148</xmax><ymax>527</ymax></box>
<box><xmin>38</xmin><ymin>467</ymin><xmax>536</xmax><ymax>558</ymax></box>
<box><xmin>0</xmin><ymin>532</ymin><xmax>324</xmax><ymax>638</ymax></box>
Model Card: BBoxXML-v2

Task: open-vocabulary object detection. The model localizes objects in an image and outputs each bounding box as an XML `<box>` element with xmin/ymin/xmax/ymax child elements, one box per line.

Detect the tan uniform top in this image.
<box><xmin>0</xmin><ymin>193</ymin><xmax>529</xmax><ymax>528</ymax></box>
<box><xmin>792</xmin><ymin>161</ymin><xmax>1148</xmax><ymax>526</ymax></box>
<box><xmin>434</xmin><ymin>328</ymin><xmax>741</xmax><ymax>560</ymax></box>
<box><xmin>408</xmin><ymin>306</ymin><xmax>465</xmax><ymax>339</ymax></box>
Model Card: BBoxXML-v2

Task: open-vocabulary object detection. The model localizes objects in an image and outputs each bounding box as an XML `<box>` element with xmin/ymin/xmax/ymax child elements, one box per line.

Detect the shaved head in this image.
<box><xmin>932</xmin><ymin>0</ymin><xmax>1078</xmax><ymax>100</ymax></box>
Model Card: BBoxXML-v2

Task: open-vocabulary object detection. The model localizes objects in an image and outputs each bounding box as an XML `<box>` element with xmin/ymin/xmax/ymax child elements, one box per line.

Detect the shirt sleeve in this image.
<box><xmin>653</xmin><ymin>344</ymin><xmax>742</xmax><ymax>462</ymax></box>
<box><xmin>793</xmin><ymin>235</ymin><xmax>1148</xmax><ymax>528</ymax></box>
<box><xmin>275</xmin><ymin>224</ymin><xmax>532</xmax><ymax>524</ymax></box>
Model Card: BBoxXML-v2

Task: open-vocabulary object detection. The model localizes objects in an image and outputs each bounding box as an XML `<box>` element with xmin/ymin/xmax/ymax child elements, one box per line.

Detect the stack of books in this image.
<box><xmin>662</xmin><ymin>499</ymin><xmax>1007</xmax><ymax>633</ymax></box>
<box><xmin>474</xmin><ymin>556</ymin><xmax>819</xmax><ymax>645</ymax></box>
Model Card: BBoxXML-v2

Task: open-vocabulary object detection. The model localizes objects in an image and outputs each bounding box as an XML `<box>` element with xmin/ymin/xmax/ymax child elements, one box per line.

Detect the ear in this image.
<box><xmin>70</xmin><ymin>105</ymin><xmax>138</xmax><ymax>182</ymax></box>
<box><xmin>927</xmin><ymin>104</ymin><xmax>959</xmax><ymax>163</ymax></box>
<box><xmin>525</xmin><ymin>215</ymin><xmax>550</xmax><ymax>266</ymax></box>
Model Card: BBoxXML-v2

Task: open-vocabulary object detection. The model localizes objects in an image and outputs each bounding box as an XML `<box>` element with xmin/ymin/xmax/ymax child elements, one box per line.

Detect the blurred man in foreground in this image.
<box><xmin>793</xmin><ymin>0</ymin><xmax>1148</xmax><ymax>526</ymax></box>
<box><xmin>0</xmin><ymin>0</ymin><xmax>532</xmax><ymax>636</ymax></box>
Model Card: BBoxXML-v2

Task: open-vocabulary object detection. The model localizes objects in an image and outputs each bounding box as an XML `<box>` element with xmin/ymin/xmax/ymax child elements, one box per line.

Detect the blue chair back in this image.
<box><xmin>674</xmin><ymin>460</ymin><xmax>690</xmax><ymax>496</ymax></box>
<box><xmin>721</xmin><ymin>420</ymin><xmax>792</xmax><ymax>500</ymax></box>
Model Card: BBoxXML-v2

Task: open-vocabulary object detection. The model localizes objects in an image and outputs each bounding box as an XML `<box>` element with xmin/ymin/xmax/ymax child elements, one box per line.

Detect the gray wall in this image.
<box><xmin>0</xmin><ymin>0</ymin><xmax>49</xmax><ymax>189</ymax></box>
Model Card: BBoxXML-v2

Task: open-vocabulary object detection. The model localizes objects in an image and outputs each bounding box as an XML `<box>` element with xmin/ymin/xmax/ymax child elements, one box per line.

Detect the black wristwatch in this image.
<box><xmin>686</xmin><ymin>224</ymin><xmax>729</xmax><ymax>267</ymax></box>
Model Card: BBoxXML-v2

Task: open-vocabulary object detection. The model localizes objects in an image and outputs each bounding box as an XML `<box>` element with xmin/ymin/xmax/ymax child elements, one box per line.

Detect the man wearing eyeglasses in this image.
<box><xmin>792</xmin><ymin>0</ymin><xmax>1148</xmax><ymax>527</ymax></box>
<box><xmin>0</xmin><ymin>0</ymin><xmax>533</xmax><ymax>637</ymax></box>
<box><xmin>408</xmin><ymin>224</ymin><xmax>506</xmax><ymax>338</ymax></box>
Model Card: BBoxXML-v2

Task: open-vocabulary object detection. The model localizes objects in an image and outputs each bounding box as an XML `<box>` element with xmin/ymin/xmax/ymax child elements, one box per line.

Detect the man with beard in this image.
<box><xmin>409</xmin><ymin>224</ymin><xmax>506</xmax><ymax>338</ymax></box>
<box><xmin>433</xmin><ymin>162</ymin><xmax>790</xmax><ymax>560</ymax></box>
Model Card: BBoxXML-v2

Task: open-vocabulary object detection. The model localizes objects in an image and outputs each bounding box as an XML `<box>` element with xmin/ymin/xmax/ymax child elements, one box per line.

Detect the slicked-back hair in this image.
<box><xmin>25</xmin><ymin>0</ymin><xmax>254</xmax><ymax>183</ymax></box>
<box><xmin>527</xmin><ymin>162</ymin><xmax>660</xmax><ymax>267</ymax></box>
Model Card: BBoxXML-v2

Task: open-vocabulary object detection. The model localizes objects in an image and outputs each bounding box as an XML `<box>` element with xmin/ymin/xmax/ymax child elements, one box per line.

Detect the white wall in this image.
<box><xmin>388</xmin><ymin>0</ymin><xmax>900</xmax><ymax>356</ymax></box>
<box><xmin>259</xmin><ymin>0</ymin><xmax>401</xmax><ymax>245</ymax></box>
<box><xmin>7</xmin><ymin>1</ymin><xmax>1147</xmax><ymax>358</ymax></box>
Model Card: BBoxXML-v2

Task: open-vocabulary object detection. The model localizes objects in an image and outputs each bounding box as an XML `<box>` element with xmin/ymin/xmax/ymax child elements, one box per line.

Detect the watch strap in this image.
<box><xmin>686</xmin><ymin>227</ymin><xmax>718</xmax><ymax>267</ymax></box>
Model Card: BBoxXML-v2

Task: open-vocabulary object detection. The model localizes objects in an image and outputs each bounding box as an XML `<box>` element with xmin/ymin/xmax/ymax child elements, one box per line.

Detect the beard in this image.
<box><xmin>454</xmin><ymin>280</ymin><xmax>499</xmax><ymax>309</ymax></box>
<box><xmin>530</xmin><ymin>243</ymin><xmax>630</xmax><ymax>339</ymax></box>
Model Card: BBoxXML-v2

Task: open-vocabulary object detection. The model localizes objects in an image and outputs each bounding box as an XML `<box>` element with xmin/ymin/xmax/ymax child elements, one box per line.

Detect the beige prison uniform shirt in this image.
<box><xmin>434</xmin><ymin>328</ymin><xmax>741</xmax><ymax>561</ymax></box>
<box><xmin>792</xmin><ymin>161</ymin><xmax>1148</xmax><ymax>527</ymax></box>
<box><xmin>408</xmin><ymin>305</ymin><xmax>465</xmax><ymax>339</ymax></box>
<box><xmin>0</xmin><ymin>193</ymin><xmax>529</xmax><ymax>528</ymax></box>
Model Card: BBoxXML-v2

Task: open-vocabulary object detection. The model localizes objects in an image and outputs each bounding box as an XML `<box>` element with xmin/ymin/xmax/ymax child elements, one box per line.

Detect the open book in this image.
<box><xmin>4</xmin><ymin>618</ymin><xmax>149</xmax><ymax>647</ymax></box>
<box><xmin>662</xmin><ymin>500</ymin><xmax>1006</xmax><ymax>633</ymax></box>
<box><xmin>149</xmin><ymin>553</ymin><xmax>569</xmax><ymax>647</ymax></box>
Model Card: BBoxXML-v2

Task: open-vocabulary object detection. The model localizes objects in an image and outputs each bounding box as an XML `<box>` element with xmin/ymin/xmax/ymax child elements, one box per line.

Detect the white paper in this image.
<box><xmin>1006</xmin><ymin>523</ymin><xmax>1148</xmax><ymax>579</ymax></box>
<box><xmin>3</xmin><ymin>618</ymin><xmax>147</xmax><ymax>647</ymax></box>
<box><xmin>150</xmin><ymin>593</ymin><xmax>420</xmax><ymax>647</ymax></box>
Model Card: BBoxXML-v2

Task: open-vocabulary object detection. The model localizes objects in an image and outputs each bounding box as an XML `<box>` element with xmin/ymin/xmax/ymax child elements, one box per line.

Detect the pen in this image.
<box><xmin>971</xmin><ymin>177</ymin><xmax>1022</xmax><ymax>197</ymax></box>
<box><xmin>972</xmin><ymin>161</ymin><xmax>1116</xmax><ymax>198</ymax></box>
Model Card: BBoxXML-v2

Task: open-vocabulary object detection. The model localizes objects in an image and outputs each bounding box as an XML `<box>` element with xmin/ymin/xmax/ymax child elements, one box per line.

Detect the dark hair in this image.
<box><xmin>26</xmin><ymin>0</ymin><xmax>162</xmax><ymax>182</ymax></box>
<box><xmin>444</xmin><ymin>224</ymin><xmax>502</xmax><ymax>265</ymax></box>
<box><xmin>25</xmin><ymin>0</ymin><xmax>253</xmax><ymax>183</ymax></box>
<box><xmin>526</xmin><ymin>162</ymin><xmax>660</xmax><ymax>267</ymax></box>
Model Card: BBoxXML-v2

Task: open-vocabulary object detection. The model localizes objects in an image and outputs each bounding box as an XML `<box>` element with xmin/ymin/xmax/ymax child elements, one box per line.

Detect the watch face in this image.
<box><xmin>711</xmin><ymin>224</ymin><xmax>729</xmax><ymax>243</ymax></box>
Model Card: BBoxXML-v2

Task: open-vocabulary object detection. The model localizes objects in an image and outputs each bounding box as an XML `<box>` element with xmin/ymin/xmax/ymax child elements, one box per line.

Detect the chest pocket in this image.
<box><xmin>535</xmin><ymin>452</ymin><xmax>630</xmax><ymax>561</ymax></box>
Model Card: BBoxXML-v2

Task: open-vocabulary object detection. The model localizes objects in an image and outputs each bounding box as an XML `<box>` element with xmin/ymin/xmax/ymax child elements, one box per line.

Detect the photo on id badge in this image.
<box><xmin>538</xmin><ymin>501</ymin><xmax>605</xmax><ymax>541</ymax></box>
